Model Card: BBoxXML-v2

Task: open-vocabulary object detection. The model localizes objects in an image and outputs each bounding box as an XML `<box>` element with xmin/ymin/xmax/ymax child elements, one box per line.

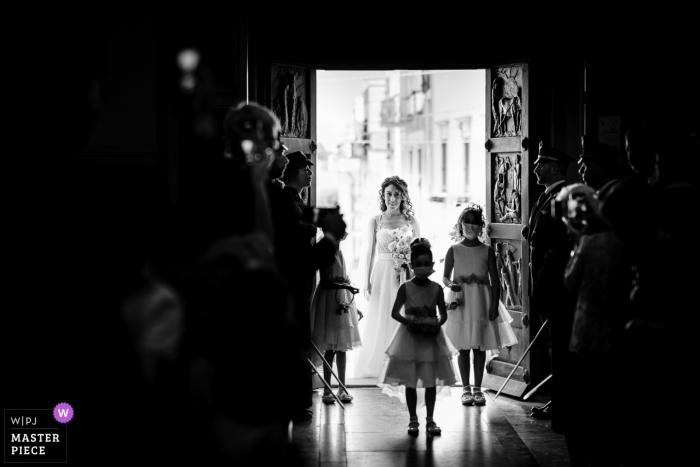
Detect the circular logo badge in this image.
<box><xmin>53</xmin><ymin>402</ymin><xmax>73</xmax><ymax>423</ymax></box>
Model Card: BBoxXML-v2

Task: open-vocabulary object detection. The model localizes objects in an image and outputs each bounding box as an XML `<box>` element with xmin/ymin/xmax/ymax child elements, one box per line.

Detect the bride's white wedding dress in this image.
<box><xmin>354</xmin><ymin>216</ymin><xmax>413</xmax><ymax>378</ymax></box>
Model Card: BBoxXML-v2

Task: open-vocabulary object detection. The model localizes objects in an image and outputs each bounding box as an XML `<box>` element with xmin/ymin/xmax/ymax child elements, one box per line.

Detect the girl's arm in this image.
<box><xmin>487</xmin><ymin>246</ymin><xmax>500</xmax><ymax>320</ymax></box>
<box><xmin>437</xmin><ymin>286</ymin><xmax>447</xmax><ymax>326</ymax></box>
<box><xmin>442</xmin><ymin>246</ymin><xmax>460</xmax><ymax>290</ymax></box>
<box><xmin>365</xmin><ymin>216</ymin><xmax>377</xmax><ymax>296</ymax></box>
<box><xmin>411</xmin><ymin>217</ymin><xmax>421</xmax><ymax>238</ymax></box>
<box><xmin>391</xmin><ymin>284</ymin><xmax>410</xmax><ymax>326</ymax></box>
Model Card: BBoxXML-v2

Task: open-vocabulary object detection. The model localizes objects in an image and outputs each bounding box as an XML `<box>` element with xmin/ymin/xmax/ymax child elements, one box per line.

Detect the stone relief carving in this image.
<box><xmin>494</xmin><ymin>155</ymin><xmax>510</xmax><ymax>221</ymax></box>
<box><xmin>271</xmin><ymin>65</ymin><xmax>309</xmax><ymax>138</ymax></box>
<box><xmin>495</xmin><ymin>242</ymin><xmax>522</xmax><ymax>310</ymax></box>
<box><xmin>491</xmin><ymin>66</ymin><xmax>523</xmax><ymax>137</ymax></box>
<box><xmin>493</xmin><ymin>153</ymin><xmax>522</xmax><ymax>224</ymax></box>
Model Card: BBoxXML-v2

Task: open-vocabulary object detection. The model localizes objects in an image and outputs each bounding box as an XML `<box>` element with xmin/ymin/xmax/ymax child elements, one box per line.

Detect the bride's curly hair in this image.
<box><xmin>378</xmin><ymin>176</ymin><xmax>415</xmax><ymax>221</ymax></box>
<box><xmin>457</xmin><ymin>203</ymin><xmax>487</xmax><ymax>240</ymax></box>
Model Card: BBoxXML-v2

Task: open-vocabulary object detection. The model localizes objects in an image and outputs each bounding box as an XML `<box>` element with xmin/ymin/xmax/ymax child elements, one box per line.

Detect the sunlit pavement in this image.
<box><xmin>291</xmin><ymin>387</ymin><xmax>571</xmax><ymax>467</ymax></box>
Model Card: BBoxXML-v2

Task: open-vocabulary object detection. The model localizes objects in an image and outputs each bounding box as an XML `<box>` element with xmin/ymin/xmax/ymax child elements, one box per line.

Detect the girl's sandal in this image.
<box><xmin>473</xmin><ymin>391</ymin><xmax>486</xmax><ymax>406</ymax></box>
<box><xmin>322</xmin><ymin>393</ymin><xmax>336</xmax><ymax>404</ymax></box>
<box><xmin>338</xmin><ymin>389</ymin><xmax>353</xmax><ymax>402</ymax></box>
<box><xmin>407</xmin><ymin>421</ymin><xmax>420</xmax><ymax>435</ymax></box>
<box><xmin>461</xmin><ymin>391</ymin><xmax>474</xmax><ymax>406</ymax></box>
<box><xmin>426</xmin><ymin>421</ymin><xmax>442</xmax><ymax>435</ymax></box>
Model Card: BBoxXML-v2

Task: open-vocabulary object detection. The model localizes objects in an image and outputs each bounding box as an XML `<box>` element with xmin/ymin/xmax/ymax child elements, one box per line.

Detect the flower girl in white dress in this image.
<box><xmin>310</xmin><ymin>233</ymin><xmax>362</xmax><ymax>404</ymax></box>
<box><xmin>378</xmin><ymin>238</ymin><xmax>457</xmax><ymax>435</ymax></box>
<box><xmin>443</xmin><ymin>205</ymin><xmax>518</xmax><ymax>406</ymax></box>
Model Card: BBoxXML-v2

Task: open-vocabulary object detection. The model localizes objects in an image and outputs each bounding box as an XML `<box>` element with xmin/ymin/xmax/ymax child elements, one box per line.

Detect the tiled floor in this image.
<box><xmin>291</xmin><ymin>388</ymin><xmax>571</xmax><ymax>467</ymax></box>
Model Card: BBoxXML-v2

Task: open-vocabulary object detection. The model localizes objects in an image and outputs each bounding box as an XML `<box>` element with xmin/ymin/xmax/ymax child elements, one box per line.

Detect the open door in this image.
<box><xmin>481</xmin><ymin>63</ymin><xmax>532</xmax><ymax>397</ymax></box>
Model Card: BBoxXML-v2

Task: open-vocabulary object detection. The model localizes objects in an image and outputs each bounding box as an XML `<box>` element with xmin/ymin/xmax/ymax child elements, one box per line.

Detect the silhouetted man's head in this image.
<box><xmin>578</xmin><ymin>142</ymin><xmax>623</xmax><ymax>190</ymax></box>
<box><xmin>625</xmin><ymin>122</ymin><xmax>657</xmax><ymax>180</ymax></box>
<box><xmin>281</xmin><ymin>151</ymin><xmax>313</xmax><ymax>190</ymax></box>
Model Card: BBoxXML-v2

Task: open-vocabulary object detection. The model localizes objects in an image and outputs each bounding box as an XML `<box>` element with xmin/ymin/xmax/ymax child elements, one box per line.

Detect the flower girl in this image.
<box><xmin>311</xmin><ymin>232</ymin><xmax>362</xmax><ymax>404</ymax></box>
<box><xmin>443</xmin><ymin>205</ymin><xmax>518</xmax><ymax>406</ymax></box>
<box><xmin>378</xmin><ymin>238</ymin><xmax>457</xmax><ymax>435</ymax></box>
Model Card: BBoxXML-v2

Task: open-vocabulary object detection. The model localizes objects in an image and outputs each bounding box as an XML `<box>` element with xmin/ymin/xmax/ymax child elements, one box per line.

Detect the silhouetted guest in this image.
<box><xmin>560</xmin><ymin>184</ymin><xmax>627</xmax><ymax>467</ymax></box>
<box><xmin>281</xmin><ymin>151</ymin><xmax>313</xmax><ymax>210</ymax></box>
<box><xmin>270</xmin><ymin>150</ymin><xmax>346</xmax><ymax>420</ymax></box>
<box><xmin>578</xmin><ymin>139</ymin><xmax>625</xmax><ymax>195</ymax></box>
<box><xmin>156</xmin><ymin>102</ymin><xmax>304</xmax><ymax>465</ymax></box>
<box><xmin>625</xmin><ymin>119</ymin><xmax>694</xmax><ymax>239</ymax></box>
<box><xmin>521</xmin><ymin>142</ymin><xmax>575</xmax><ymax>420</ymax></box>
<box><xmin>599</xmin><ymin>178</ymin><xmax>674</xmax><ymax>467</ymax></box>
<box><xmin>653</xmin><ymin>126</ymin><xmax>694</xmax><ymax>240</ymax></box>
<box><xmin>281</xmin><ymin>150</ymin><xmax>318</xmax><ymax>240</ymax></box>
<box><xmin>624</xmin><ymin>121</ymin><xmax>659</xmax><ymax>185</ymax></box>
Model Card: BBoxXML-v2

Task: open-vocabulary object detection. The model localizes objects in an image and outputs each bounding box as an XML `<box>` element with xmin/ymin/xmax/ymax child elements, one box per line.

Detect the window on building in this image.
<box><xmin>464</xmin><ymin>142</ymin><xmax>470</xmax><ymax>190</ymax></box>
<box><xmin>441</xmin><ymin>142</ymin><xmax>447</xmax><ymax>192</ymax></box>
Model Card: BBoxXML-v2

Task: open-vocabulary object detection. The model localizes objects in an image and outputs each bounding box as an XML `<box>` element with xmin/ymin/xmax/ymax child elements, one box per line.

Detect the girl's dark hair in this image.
<box><xmin>378</xmin><ymin>176</ymin><xmax>415</xmax><ymax>221</ymax></box>
<box><xmin>457</xmin><ymin>204</ymin><xmax>486</xmax><ymax>238</ymax></box>
<box><xmin>410</xmin><ymin>237</ymin><xmax>432</xmax><ymax>261</ymax></box>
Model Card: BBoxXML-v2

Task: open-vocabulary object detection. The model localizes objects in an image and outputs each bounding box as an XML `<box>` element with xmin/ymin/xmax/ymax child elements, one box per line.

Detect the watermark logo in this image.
<box><xmin>4</xmin><ymin>405</ymin><xmax>69</xmax><ymax>463</ymax></box>
<box><xmin>52</xmin><ymin>403</ymin><xmax>73</xmax><ymax>424</ymax></box>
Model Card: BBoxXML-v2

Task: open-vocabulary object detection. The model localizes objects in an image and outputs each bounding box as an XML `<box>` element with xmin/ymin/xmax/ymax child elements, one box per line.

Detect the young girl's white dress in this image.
<box><xmin>445</xmin><ymin>243</ymin><xmax>518</xmax><ymax>353</ymax></box>
<box><xmin>310</xmin><ymin>250</ymin><xmax>362</xmax><ymax>353</ymax></box>
<box><xmin>378</xmin><ymin>280</ymin><xmax>457</xmax><ymax>402</ymax></box>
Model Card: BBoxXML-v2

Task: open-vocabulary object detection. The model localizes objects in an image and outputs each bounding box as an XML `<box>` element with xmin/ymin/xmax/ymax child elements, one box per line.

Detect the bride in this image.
<box><xmin>355</xmin><ymin>176</ymin><xmax>420</xmax><ymax>378</ymax></box>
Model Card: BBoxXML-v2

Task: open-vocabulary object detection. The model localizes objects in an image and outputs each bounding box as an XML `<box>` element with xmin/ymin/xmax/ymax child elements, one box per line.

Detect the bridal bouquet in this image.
<box><xmin>389</xmin><ymin>231</ymin><xmax>413</xmax><ymax>283</ymax></box>
<box><xmin>449</xmin><ymin>224</ymin><xmax>464</xmax><ymax>243</ymax></box>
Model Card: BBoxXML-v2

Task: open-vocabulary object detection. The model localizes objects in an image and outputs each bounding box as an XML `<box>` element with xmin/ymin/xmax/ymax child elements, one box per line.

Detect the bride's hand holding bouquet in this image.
<box><xmin>391</xmin><ymin>231</ymin><xmax>413</xmax><ymax>283</ymax></box>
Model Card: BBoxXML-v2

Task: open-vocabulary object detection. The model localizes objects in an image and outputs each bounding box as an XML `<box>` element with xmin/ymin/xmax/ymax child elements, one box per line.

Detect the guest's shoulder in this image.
<box><xmin>580</xmin><ymin>231</ymin><xmax>619</xmax><ymax>250</ymax></box>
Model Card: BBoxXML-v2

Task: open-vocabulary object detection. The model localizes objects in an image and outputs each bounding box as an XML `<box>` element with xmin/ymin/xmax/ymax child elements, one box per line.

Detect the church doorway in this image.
<box><xmin>316</xmin><ymin>69</ymin><xmax>487</xmax><ymax>382</ymax></box>
<box><xmin>292</xmin><ymin>65</ymin><xmax>532</xmax><ymax>394</ymax></box>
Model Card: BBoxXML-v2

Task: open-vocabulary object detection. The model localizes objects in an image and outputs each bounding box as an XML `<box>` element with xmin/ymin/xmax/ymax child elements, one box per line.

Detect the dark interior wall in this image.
<box><xmin>542</xmin><ymin>43</ymin><xmax>584</xmax><ymax>185</ymax></box>
<box><xmin>76</xmin><ymin>18</ymin><xmax>157</xmax><ymax>167</ymax></box>
<box><xmin>583</xmin><ymin>33</ymin><xmax>675</xmax><ymax>143</ymax></box>
<box><xmin>149</xmin><ymin>13</ymin><xmax>681</xmax><ymax>204</ymax></box>
<box><xmin>156</xmin><ymin>14</ymin><xmax>249</xmax><ymax>204</ymax></box>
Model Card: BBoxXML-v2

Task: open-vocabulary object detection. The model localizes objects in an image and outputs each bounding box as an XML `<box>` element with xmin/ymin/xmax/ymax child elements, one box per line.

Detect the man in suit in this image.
<box><xmin>521</xmin><ymin>141</ymin><xmax>574</xmax><ymax>420</ymax></box>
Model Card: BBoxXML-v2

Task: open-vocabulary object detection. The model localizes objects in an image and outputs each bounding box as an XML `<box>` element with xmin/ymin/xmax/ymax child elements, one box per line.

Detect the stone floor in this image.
<box><xmin>291</xmin><ymin>387</ymin><xmax>571</xmax><ymax>467</ymax></box>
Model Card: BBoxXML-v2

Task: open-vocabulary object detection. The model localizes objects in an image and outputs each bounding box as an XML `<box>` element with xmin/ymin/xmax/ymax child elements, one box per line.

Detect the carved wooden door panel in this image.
<box><xmin>481</xmin><ymin>63</ymin><xmax>531</xmax><ymax>397</ymax></box>
<box><xmin>270</xmin><ymin>63</ymin><xmax>317</xmax><ymax>206</ymax></box>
